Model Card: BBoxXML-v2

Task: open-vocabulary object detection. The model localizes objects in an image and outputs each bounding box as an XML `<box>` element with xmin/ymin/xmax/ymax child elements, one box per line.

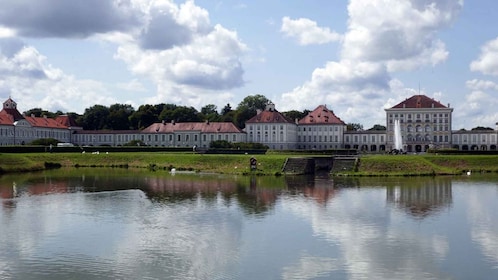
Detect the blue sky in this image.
<box><xmin>0</xmin><ymin>0</ymin><xmax>497</xmax><ymax>129</ymax></box>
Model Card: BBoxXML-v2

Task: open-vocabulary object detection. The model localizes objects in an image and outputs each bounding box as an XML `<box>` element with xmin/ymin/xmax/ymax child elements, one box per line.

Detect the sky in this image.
<box><xmin>0</xmin><ymin>0</ymin><xmax>497</xmax><ymax>130</ymax></box>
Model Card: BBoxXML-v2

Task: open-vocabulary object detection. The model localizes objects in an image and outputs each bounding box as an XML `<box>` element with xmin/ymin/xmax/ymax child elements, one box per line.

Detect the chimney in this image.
<box><xmin>171</xmin><ymin>120</ymin><xmax>175</xmax><ymax>125</ymax></box>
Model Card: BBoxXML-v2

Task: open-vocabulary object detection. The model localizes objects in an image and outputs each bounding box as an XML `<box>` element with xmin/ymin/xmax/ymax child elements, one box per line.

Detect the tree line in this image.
<box><xmin>25</xmin><ymin>94</ymin><xmax>442</xmax><ymax>132</ymax></box>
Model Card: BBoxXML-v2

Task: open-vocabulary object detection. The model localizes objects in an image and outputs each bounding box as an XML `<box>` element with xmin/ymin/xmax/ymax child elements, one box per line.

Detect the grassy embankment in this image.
<box><xmin>0</xmin><ymin>152</ymin><xmax>497</xmax><ymax>176</ymax></box>
<box><xmin>354</xmin><ymin>154</ymin><xmax>498</xmax><ymax>176</ymax></box>
<box><xmin>0</xmin><ymin>152</ymin><xmax>288</xmax><ymax>175</ymax></box>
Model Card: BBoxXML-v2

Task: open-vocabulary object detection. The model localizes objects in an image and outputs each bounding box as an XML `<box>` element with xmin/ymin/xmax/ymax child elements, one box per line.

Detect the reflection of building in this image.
<box><xmin>285</xmin><ymin>176</ymin><xmax>338</xmax><ymax>205</ymax></box>
<box><xmin>386</xmin><ymin>179</ymin><xmax>452</xmax><ymax>218</ymax></box>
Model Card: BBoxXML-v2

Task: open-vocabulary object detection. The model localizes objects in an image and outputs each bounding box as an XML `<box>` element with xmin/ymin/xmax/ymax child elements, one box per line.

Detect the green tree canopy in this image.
<box><xmin>347</xmin><ymin>123</ymin><xmax>363</xmax><ymax>131</ymax></box>
<box><xmin>235</xmin><ymin>94</ymin><xmax>271</xmax><ymax>129</ymax></box>
<box><xmin>23</xmin><ymin>108</ymin><xmax>58</xmax><ymax>118</ymax></box>
<box><xmin>129</xmin><ymin>104</ymin><xmax>162</xmax><ymax>129</ymax></box>
<box><xmin>108</xmin><ymin>104</ymin><xmax>134</xmax><ymax>130</ymax></box>
<box><xmin>81</xmin><ymin>105</ymin><xmax>110</xmax><ymax>130</ymax></box>
<box><xmin>282</xmin><ymin>110</ymin><xmax>309</xmax><ymax>122</ymax></box>
<box><xmin>367</xmin><ymin>124</ymin><xmax>386</xmax><ymax>131</ymax></box>
<box><xmin>200</xmin><ymin>104</ymin><xmax>220</xmax><ymax>121</ymax></box>
<box><xmin>471</xmin><ymin>126</ymin><xmax>493</xmax><ymax>131</ymax></box>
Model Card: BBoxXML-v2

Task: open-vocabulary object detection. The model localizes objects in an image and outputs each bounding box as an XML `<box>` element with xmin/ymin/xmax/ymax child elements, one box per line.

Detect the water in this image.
<box><xmin>1</xmin><ymin>169</ymin><xmax>497</xmax><ymax>280</ymax></box>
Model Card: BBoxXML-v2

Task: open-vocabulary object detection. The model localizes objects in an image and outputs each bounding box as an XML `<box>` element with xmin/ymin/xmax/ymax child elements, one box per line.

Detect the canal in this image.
<box><xmin>1</xmin><ymin>169</ymin><xmax>497</xmax><ymax>279</ymax></box>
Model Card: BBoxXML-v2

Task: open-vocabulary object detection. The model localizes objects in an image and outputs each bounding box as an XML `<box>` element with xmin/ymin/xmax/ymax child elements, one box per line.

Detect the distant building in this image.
<box><xmin>297</xmin><ymin>105</ymin><xmax>346</xmax><ymax>150</ymax></box>
<box><xmin>344</xmin><ymin>130</ymin><xmax>387</xmax><ymax>152</ymax></box>
<box><xmin>245</xmin><ymin>102</ymin><xmax>297</xmax><ymax>150</ymax></box>
<box><xmin>140</xmin><ymin>120</ymin><xmax>246</xmax><ymax>148</ymax></box>
<box><xmin>451</xmin><ymin>126</ymin><xmax>498</xmax><ymax>151</ymax></box>
<box><xmin>0</xmin><ymin>96</ymin><xmax>496</xmax><ymax>152</ymax></box>
<box><xmin>0</xmin><ymin>98</ymin><xmax>75</xmax><ymax>145</ymax></box>
<box><xmin>385</xmin><ymin>95</ymin><xmax>453</xmax><ymax>152</ymax></box>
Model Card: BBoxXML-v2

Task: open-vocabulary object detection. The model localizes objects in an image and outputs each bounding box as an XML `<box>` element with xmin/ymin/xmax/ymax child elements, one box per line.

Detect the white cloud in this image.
<box><xmin>343</xmin><ymin>0</ymin><xmax>459</xmax><ymax>70</ymax></box>
<box><xmin>117</xmin><ymin>79</ymin><xmax>147</xmax><ymax>92</ymax></box>
<box><xmin>278</xmin><ymin>0</ymin><xmax>462</xmax><ymax>128</ymax></box>
<box><xmin>0</xmin><ymin>26</ymin><xmax>16</xmax><ymax>38</ymax></box>
<box><xmin>453</xmin><ymin>89</ymin><xmax>498</xmax><ymax>129</ymax></box>
<box><xmin>465</xmin><ymin>79</ymin><xmax>498</xmax><ymax>91</ymax></box>
<box><xmin>470</xmin><ymin>37</ymin><xmax>498</xmax><ymax>76</ymax></box>
<box><xmin>0</xmin><ymin>42</ymin><xmax>118</xmax><ymax>113</ymax></box>
<box><xmin>102</xmin><ymin>0</ymin><xmax>248</xmax><ymax>109</ymax></box>
<box><xmin>280</xmin><ymin>17</ymin><xmax>342</xmax><ymax>46</ymax></box>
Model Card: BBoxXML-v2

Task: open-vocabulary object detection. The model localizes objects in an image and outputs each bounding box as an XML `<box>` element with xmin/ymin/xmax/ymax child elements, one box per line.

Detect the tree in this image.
<box><xmin>158</xmin><ymin>104</ymin><xmax>178</xmax><ymax>122</ymax></box>
<box><xmin>471</xmin><ymin>126</ymin><xmax>493</xmax><ymax>131</ymax></box>
<box><xmin>23</xmin><ymin>108</ymin><xmax>58</xmax><ymax>118</ymax></box>
<box><xmin>347</xmin><ymin>123</ymin><xmax>363</xmax><ymax>131</ymax></box>
<box><xmin>81</xmin><ymin>105</ymin><xmax>110</xmax><ymax>130</ymax></box>
<box><xmin>108</xmin><ymin>104</ymin><xmax>134</xmax><ymax>130</ymax></box>
<box><xmin>282</xmin><ymin>110</ymin><xmax>309</xmax><ymax>122</ymax></box>
<box><xmin>221</xmin><ymin>103</ymin><xmax>232</xmax><ymax>115</ymax></box>
<box><xmin>129</xmin><ymin>104</ymin><xmax>160</xmax><ymax>129</ymax></box>
<box><xmin>200</xmin><ymin>104</ymin><xmax>220</xmax><ymax>121</ymax></box>
<box><xmin>367</xmin><ymin>124</ymin><xmax>386</xmax><ymax>131</ymax></box>
<box><xmin>236</xmin><ymin>94</ymin><xmax>270</xmax><ymax>111</ymax></box>
<box><xmin>170</xmin><ymin>106</ymin><xmax>201</xmax><ymax>122</ymax></box>
<box><xmin>235</xmin><ymin>95</ymin><xmax>271</xmax><ymax>129</ymax></box>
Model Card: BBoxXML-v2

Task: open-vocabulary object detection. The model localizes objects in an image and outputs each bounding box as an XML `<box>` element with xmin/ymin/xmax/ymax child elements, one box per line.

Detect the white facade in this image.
<box><xmin>1</xmin><ymin>97</ymin><xmax>497</xmax><ymax>152</ymax></box>
<box><xmin>245</xmin><ymin>103</ymin><xmax>298</xmax><ymax>150</ymax></box>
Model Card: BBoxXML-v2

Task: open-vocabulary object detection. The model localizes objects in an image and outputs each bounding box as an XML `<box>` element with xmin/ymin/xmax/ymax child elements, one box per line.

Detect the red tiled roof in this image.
<box><xmin>2</xmin><ymin>108</ymin><xmax>24</xmax><ymax>121</ymax></box>
<box><xmin>0</xmin><ymin>111</ymin><xmax>14</xmax><ymax>125</ymax></box>
<box><xmin>298</xmin><ymin>105</ymin><xmax>345</xmax><ymax>125</ymax></box>
<box><xmin>391</xmin><ymin>95</ymin><xmax>447</xmax><ymax>109</ymax></box>
<box><xmin>141</xmin><ymin>122</ymin><xmax>245</xmax><ymax>134</ymax></box>
<box><xmin>245</xmin><ymin>110</ymin><xmax>293</xmax><ymax>124</ymax></box>
<box><xmin>24</xmin><ymin>116</ymin><xmax>68</xmax><ymax>129</ymax></box>
<box><xmin>55</xmin><ymin>115</ymin><xmax>80</xmax><ymax>127</ymax></box>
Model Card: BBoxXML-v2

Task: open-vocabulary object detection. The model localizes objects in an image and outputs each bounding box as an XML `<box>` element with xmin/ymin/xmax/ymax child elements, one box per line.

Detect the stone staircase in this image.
<box><xmin>281</xmin><ymin>157</ymin><xmax>315</xmax><ymax>175</ymax></box>
<box><xmin>330</xmin><ymin>156</ymin><xmax>359</xmax><ymax>173</ymax></box>
<box><xmin>282</xmin><ymin>156</ymin><xmax>359</xmax><ymax>175</ymax></box>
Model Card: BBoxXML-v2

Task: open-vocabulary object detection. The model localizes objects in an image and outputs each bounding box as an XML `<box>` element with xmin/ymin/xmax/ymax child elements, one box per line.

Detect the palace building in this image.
<box><xmin>0</xmin><ymin>95</ymin><xmax>497</xmax><ymax>152</ymax></box>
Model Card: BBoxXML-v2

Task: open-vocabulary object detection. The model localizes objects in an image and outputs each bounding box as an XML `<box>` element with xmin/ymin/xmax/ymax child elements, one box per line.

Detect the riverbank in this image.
<box><xmin>1</xmin><ymin>152</ymin><xmax>497</xmax><ymax>176</ymax></box>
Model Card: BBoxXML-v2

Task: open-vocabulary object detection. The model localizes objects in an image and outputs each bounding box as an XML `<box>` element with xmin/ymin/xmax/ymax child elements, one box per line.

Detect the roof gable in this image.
<box><xmin>391</xmin><ymin>95</ymin><xmax>447</xmax><ymax>109</ymax></box>
<box><xmin>246</xmin><ymin>110</ymin><xmax>293</xmax><ymax>124</ymax></box>
<box><xmin>298</xmin><ymin>105</ymin><xmax>345</xmax><ymax>125</ymax></box>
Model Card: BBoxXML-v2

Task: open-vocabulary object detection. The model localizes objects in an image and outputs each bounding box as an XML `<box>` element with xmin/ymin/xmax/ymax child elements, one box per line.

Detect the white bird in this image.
<box><xmin>466</xmin><ymin>170</ymin><xmax>471</xmax><ymax>176</ymax></box>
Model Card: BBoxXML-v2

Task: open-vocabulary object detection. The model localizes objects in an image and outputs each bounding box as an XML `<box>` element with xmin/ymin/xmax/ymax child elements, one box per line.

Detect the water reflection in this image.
<box><xmin>386</xmin><ymin>177</ymin><xmax>453</xmax><ymax>219</ymax></box>
<box><xmin>1</xmin><ymin>170</ymin><xmax>498</xmax><ymax>280</ymax></box>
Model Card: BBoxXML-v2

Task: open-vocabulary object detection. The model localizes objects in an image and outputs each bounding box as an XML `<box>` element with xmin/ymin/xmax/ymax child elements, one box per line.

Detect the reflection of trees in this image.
<box><xmin>141</xmin><ymin>175</ymin><xmax>285</xmax><ymax>218</ymax></box>
<box><xmin>235</xmin><ymin>176</ymin><xmax>279</xmax><ymax>216</ymax></box>
<box><xmin>141</xmin><ymin>176</ymin><xmax>238</xmax><ymax>204</ymax></box>
<box><xmin>386</xmin><ymin>177</ymin><xmax>452</xmax><ymax>219</ymax></box>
